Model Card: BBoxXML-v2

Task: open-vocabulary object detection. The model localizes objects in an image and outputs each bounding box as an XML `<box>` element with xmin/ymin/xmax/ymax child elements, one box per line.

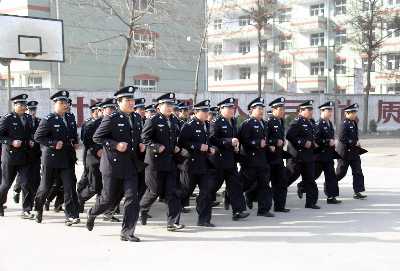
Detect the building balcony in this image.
<box><xmin>208</xmin><ymin>51</ymin><xmax>275</xmax><ymax>67</ymax></box>
<box><xmin>208</xmin><ymin>78</ymin><xmax>273</xmax><ymax>92</ymax></box>
<box><xmin>290</xmin><ymin>46</ymin><xmax>327</xmax><ymax>61</ymax></box>
<box><xmin>208</xmin><ymin>25</ymin><xmax>272</xmax><ymax>41</ymax></box>
<box><xmin>292</xmin><ymin>76</ymin><xmax>327</xmax><ymax>92</ymax></box>
<box><xmin>290</xmin><ymin>16</ymin><xmax>327</xmax><ymax>32</ymax></box>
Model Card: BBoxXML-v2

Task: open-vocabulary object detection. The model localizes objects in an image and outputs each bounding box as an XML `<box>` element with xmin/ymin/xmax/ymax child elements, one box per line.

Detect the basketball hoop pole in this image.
<box><xmin>0</xmin><ymin>58</ymin><xmax>12</xmax><ymax>112</ymax></box>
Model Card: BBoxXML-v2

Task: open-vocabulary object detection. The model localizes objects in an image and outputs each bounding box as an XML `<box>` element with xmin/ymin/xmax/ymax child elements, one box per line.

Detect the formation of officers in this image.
<box><xmin>0</xmin><ymin>86</ymin><xmax>368</xmax><ymax>242</ymax></box>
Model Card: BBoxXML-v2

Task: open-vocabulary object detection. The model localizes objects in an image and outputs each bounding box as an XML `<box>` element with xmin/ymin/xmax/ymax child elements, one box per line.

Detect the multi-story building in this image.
<box><xmin>207</xmin><ymin>0</ymin><xmax>400</xmax><ymax>94</ymax></box>
<box><xmin>0</xmin><ymin>0</ymin><xmax>205</xmax><ymax>92</ymax></box>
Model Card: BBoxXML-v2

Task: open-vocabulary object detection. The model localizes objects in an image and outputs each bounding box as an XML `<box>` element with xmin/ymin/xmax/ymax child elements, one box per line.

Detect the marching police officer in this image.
<box><xmin>145</xmin><ymin>104</ymin><xmax>157</xmax><ymax>119</ymax></box>
<box><xmin>78</xmin><ymin>100</ymin><xmax>115</xmax><ymax>213</ymax></box>
<box><xmin>286</xmin><ymin>100</ymin><xmax>320</xmax><ymax>209</ymax></box>
<box><xmin>336</xmin><ymin>103</ymin><xmax>367</xmax><ymax>200</ymax></box>
<box><xmin>0</xmin><ymin>94</ymin><xmax>35</xmax><ymax>218</ymax></box>
<box><xmin>266</xmin><ymin>97</ymin><xmax>290</xmax><ymax>212</ymax></box>
<box><xmin>134</xmin><ymin>98</ymin><xmax>147</xmax><ymax>200</ymax></box>
<box><xmin>34</xmin><ymin>90</ymin><xmax>80</xmax><ymax>225</ymax></box>
<box><xmin>238</xmin><ymin>97</ymin><xmax>274</xmax><ymax>217</ymax></box>
<box><xmin>178</xmin><ymin>99</ymin><xmax>217</xmax><ymax>227</ymax></box>
<box><xmin>314</xmin><ymin>101</ymin><xmax>341</xmax><ymax>204</ymax></box>
<box><xmin>209</xmin><ymin>97</ymin><xmax>249</xmax><ymax>221</ymax></box>
<box><xmin>77</xmin><ymin>103</ymin><xmax>101</xmax><ymax>196</ymax></box>
<box><xmin>140</xmin><ymin>93</ymin><xmax>184</xmax><ymax>231</ymax></box>
<box><xmin>86</xmin><ymin>86</ymin><xmax>142</xmax><ymax>242</ymax></box>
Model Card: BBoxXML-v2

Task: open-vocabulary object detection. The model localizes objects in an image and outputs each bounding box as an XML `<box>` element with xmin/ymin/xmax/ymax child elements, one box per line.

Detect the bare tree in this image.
<box><xmin>239</xmin><ymin>0</ymin><xmax>279</xmax><ymax>97</ymax></box>
<box><xmin>348</xmin><ymin>0</ymin><xmax>400</xmax><ymax>133</ymax></box>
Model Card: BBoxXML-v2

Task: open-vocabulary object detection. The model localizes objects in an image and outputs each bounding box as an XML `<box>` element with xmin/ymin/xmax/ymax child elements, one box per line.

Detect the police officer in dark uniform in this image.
<box><xmin>210</xmin><ymin>97</ymin><xmax>249</xmax><ymax>221</ymax></box>
<box><xmin>140</xmin><ymin>93</ymin><xmax>184</xmax><ymax>231</ymax></box>
<box><xmin>314</xmin><ymin>101</ymin><xmax>341</xmax><ymax>204</ymax></box>
<box><xmin>238</xmin><ymin>97</ymin><xmax>274</xmax><ymax>217</ymax></box>
<box><xmin>13</xmin><ymin>101</ymin><xmax>42</xmax><ymax>205</ymax></box>
<box><xmin>145</xmin><ymin>104</ymin><xmax>157</xmax><ymax>119</ymax></box>
<box><xmin>266</xmin><ymin>97</ymin><xmax>290</xmax><ymax>212</ymax></box>
<box><xmin>178</xmin><ymin>99</ymin><xmax>217</xmax><ymax>227</ymax></box>
<box><xmin>86</xmin><ymin>86</ymin><xmax>142</xmax><ymax>242</ymax></box>
<box><xmin>34</xmin><ymin>90</ymin><xmax>80</xmax><ymax>225</ymax></box>
<box><xmin>134</xmin><ymin>98</ymin><xmax>147</xmax><ymax>200</ymax></box>
<box><xmin>336</xmin><ymin>103</ymin><xmax>367</xmax><ymax>200</ymax></box>
<box><xmin>0</xmin><ymin>94</ymin><xmax>35</xmax><ymax>218</ymax></box>
<box><xmin>78</xmin><ymin>100</ymin><xmax>116</xmax><ymax>213</ymax></box>
<box><xmin>77</xmin><ymin>103</ymin><xmax>101</xmax><ymax>197</ymax></box>
<box><xmin>286</xmin><ymin>100</ymin><xmax>320</xmax><ymax>209</ymax></box>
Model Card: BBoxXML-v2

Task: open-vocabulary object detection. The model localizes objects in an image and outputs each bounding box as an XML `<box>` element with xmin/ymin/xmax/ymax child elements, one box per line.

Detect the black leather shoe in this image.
<box><xmin>327</xmin><ymin>197</ymin><xmax>342</xmax><ymax>204</ymax></box>
<box><xmin>167</xmin><ymin>224</ymin><xmax>185</xmax><ymax>231</ymax></box>
<box><xmin>21</xmin><ymin>211</ymin><xmax>35</xmax><ymax>220</ymax></box>
<box><xmin>120</xmin><ymin>235</ymin><xmax>140</xmax><ymax>242</ymax></box>
<box><xmin>140</xmin><ymin>211</ymin><xmax>149</xmax><ymax>225</ymax></box>
<box><xmin>232</xmin><ymin>212</ymin><xmax>250</xmax><ymax>221</ymax></box>
<box><xmin>257</xmin><ymin>212</ymin><xmax>275</xmax><ymax>217</ymax></box>
<box><xmin>274</xmin><ymin>208</ymin><xmax>290</xmax><ymax>213</ymax></box>
<box><xmin>211</xmin><ymin>201</ymin><xmax>220</xmax><ymax>208</ymax></box>
<box><xmin>44</xmin><ymin>202</ymin><xmax>50</xmax><ymax>211</ymax></box>
<box><xmin>305</xmin><ymin>204</ymin><xmax>321</xmax><ymax>209</ymax></box>
<box><xmin>297</xmin><ymin>183</ymin><xmax>304</xmax><ymax>199</ymax></box>
<box><xmin>197</xmin><ymin>222</ymin><xmax>216</xmax><ymax>227</ymax></box>
<box><xmin>353</xmin><ymin>193</ymin><xmax>367</xmax><ymax>200</ymax></box>
<box><xmin>103</xmin><ymin>215</ymin><xmax>120</xmax><ymax>222</ymax></box>
<box><xmin>13</xmin><ymin>192</ymin><xmax>20</xmax><ymax>204</ymax></box>
<box><xmin>36</xmin><ymin>210</ymin><xmax>43</xmax><ymax>223</ymax></box>
<box><xmin>86</xmin><ymin>209</ymin><xmax>95</xmax><ymax>231</ymax></box>
<box><xmin>0</xmin><ymin>205</ymin><xmax>4</xmax><ymax>217</ymax></box>
<box><xmin>245</xmin><ymin>197</ymin><xmax>253</xmax><ymax>210</ymax></box>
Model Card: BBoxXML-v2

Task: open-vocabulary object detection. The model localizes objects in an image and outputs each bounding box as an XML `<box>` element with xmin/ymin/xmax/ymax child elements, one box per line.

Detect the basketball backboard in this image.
<box><xmin>0</xmin><ymin>14</ymin><xmax>64</xmax><ymax>62</ymax></box>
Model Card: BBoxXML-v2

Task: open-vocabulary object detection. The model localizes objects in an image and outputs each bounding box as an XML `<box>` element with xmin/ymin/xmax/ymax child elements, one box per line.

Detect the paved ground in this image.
<box><xmin>0</xmin><ymin>138</ymin><xmax>399</xmax><ymax>271</ymax></box>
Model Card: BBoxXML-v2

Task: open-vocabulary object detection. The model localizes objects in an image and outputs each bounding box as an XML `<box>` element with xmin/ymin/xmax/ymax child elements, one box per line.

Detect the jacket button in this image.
<box><xmin>9</xmin><ymin>151</ymin><xmax>13</xmax><ymax>154</ymax></box>
<box><xmin>51</xmin><ymin>154</ymin><xmax>55</xmax><ymax>157</ymax></box>
<box><xmin>113</xmin><ymin>158</ymin><xmax>117</xmax><ymax>162</ymax></box>
<box><xmin>155</xmin><ymin>155</ymin><xmax>158</xmax><ymax>158</ymax></box>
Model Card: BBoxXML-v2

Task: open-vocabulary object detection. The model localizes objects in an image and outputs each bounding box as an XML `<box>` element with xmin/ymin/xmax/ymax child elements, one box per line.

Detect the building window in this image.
<box><xmin>279</xmin><ymin>36</ymin><xmax>292</xmax><ymax>51</ymax></box>
<box><xmin>239</xmin><ymin>67</ymin><xmax>251</xmax><ymax>79</ymax></box>
<box><xmin>310</xmin><ymin>4</ymin><xmax>324</xmax><ymax>16</ymax></box>
<box><xmin>239</xmin><ymin>15</ymin><xmax>251</xmax><ymax>26</ymax></box>
<box><xmin>387</xmin><ymin>0</ymin><xmax>400</xmax><ymax>7</ymax></box>
<box><xmin>213</xmin><ymin>19</ymin><xmax>222</xmax><ymax>30</ymax></box>
<box><xmin>239</xmin><ymin>40</ymin><xmax>251</xmax><ymax>54</ymax></box>
<box><xmin>311</xmin><ymin>62</ymin><xmax>325</xmax><ymax>76</ymax></box>
<box><xmin>387</xmin><ymin>54</ymin><xmax>400</xmax><ymax>70</ymax></box>
<box><xmin>28</xmin><ymin>76</ymin><xmax>42</xmax><ymax>88</ymax></box>
<box><xmin>214</xmin><ymin>44</ymin><xmax>222</xmax><ymax>55</ymax></box>
<box><xmin>387</xmin><ymin>83</ymin><xmax>400</xmax><ymax>93</ymax></box>
<box><xmin>335</xmin><ymin>30</ymin><xmax>347</xmax><ymax>45</ymax></box>
<box><xmin>133</xmin><ymin>32</ymin><xmax>156</xmax><ymax>57</ymax></box>
<box><xmin>278</xmin><ymin>9</ymin><xmax>291</xmax><ymax>23</ymax></box>
<box><xmin>335</xmin><ymin>0</ymin><xmax>346</xmax><ymax>15</ymax></box>
<box><xmin>261</xmin><ymin>66</ymin><xmax>268</xmax><ymax>79</ymax></box>
<box><xmin>335</xmin><ymin>59</ymin><xmax>346</xmax><ymax>74</ymax></box>
<box><xmin>311</xmin><ymin>33</ymin><xmax>325</xmax><ymax>46</ymax></box>
<box><xmin>214</xmin><ymin>69</ymin><xmax>223</xmax><ymax>81</ymax></box>
<box><xmin>134</xmin><ymin>79</ymin><xmax>157</xmax><ymax>91</ymax></box>
<box><xmin>279</xmin><ymin>64</ymin><xmax>292</xmax><ymax>78</ymax></box>
<box><xmin>134</xmin><ymin>0</ymin><xmax>155</xmax><ymax>13</ymax></box>
<box><xmin>362</xmin><ymin>58</ymin><xmax>375</xmax><ymax>72</ymax></box>
<box><xmin>387</xmin><ymin>21</ymin><xmax>400</xmax><ymax>38</ymax></box>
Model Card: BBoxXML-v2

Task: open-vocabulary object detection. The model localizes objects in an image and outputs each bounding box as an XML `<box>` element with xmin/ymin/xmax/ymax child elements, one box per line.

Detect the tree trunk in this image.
<box><xmin>194</xmin><ymin>26</ymin><xmax>208</xmax><ymax>104</ymax></box>
<box><xmin>257</xmin><ymin>26</ymin><xmax>262</xmax><ymax>97</ymax></box>
<box><xmin>118</xmin><ymin>30</ymin><xmax>133</xmax><ymax>88</ymax></box>
<box><xmin>363</xmin><ymin>56</ymin><xmax>372</xmax><ymax>134</ymax></box>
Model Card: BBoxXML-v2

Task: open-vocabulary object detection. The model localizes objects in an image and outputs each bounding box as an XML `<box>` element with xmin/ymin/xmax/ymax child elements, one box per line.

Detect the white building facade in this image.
<box><xmin>207</xmin><ymin>0</ymin><xmax>400</xmax><ymax>94</ymax></box>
